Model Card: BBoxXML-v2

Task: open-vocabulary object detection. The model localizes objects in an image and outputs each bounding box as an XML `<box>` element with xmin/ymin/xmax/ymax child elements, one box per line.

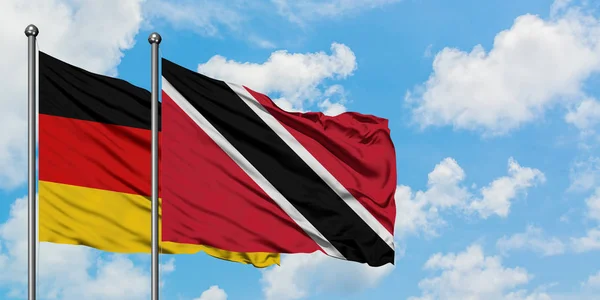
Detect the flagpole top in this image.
<box><xmin>24</xmin><ymin>24</ymin><xmax>39</xmax><ymax>37</ymax></box>
<box><xmin>148</xmin><ymin>32</ymin><xmax>162</xmax><ymax>44</ymax></box>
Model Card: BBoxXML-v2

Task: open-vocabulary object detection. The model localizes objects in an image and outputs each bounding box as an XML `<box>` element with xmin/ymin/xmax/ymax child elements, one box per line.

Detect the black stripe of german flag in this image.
<box><xmin>39</xmin><ymin>51</ymin><xmax>159</xmax><ymax>130</ymax></box>
<box><xmin>37</xmin><ymin>51</ymin><xmax>280</xmax><ymax>267</ymax></box>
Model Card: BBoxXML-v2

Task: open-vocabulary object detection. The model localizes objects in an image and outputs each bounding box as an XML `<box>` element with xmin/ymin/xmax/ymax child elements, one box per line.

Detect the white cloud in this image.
<box><xmin>160</xmin><ymin>257</ymin><xmax>176</xmax><ymax>273</ymax></box>
<box><xmin>582</xmin><ymin>271</ymin><xmax>600</xmax><ymax>290</ymax></box>
<box><xmin>565</xmin><ymin>98</ymin><xmax>600</xmax><ymax>132</ymax></box>
<box><xmin>571</xmin><ymin>228</ymin><xmax>600</xmax><ymax>253</ymax></box>
<box><xmin>394</xmin><ymin>158</ymin><xmax>468</xmax><ymax>237</ymax></box>
<box><xmin>409</xmin><ymin>244</ymin><xmax>546</xmax><ymax>300</ymax></box>
<box><xmin>569</xmin><ymin>157</ymin><xmax>600</xmax><ymax>192</ymax></box>
<box><xmin>396</xmin><ymin>157</ymin><xmax>544</xmax><ymax>237</ymax></box>
<box><xmin>0</xmin><ymin>196</ymin><xmax>167</xmax><ymax>299</ymax></box>
<box><xmin>496</xmin><ymin>225</ymin><xmax>566</xmax><ymax>257</ymax></box>
<box><xmin>585</xmin><ymin>188</ymin><xmax>600</xmax><ymax>222</ymax></box>
<box><xmin>247</xmin><ymin>35</ymin><xmax>278</xmax><ymax>49</ymax></box>
<box><xmin>260</xmin><ymin>252</ymin><xmax>394</xmax><ymax>300</ymax></box>
<box><xmin>197</xmin><ymin>42</ymin><xmax>356</xmax><ymax>113</ymax></box>
<box><xmin>420</xmin><ymin>157</ymin><xmax>470</xmax><ymax>208</ymax></box>
<box><xmin>272</xmin><ymin>0</ymin><xmax>401</xmax><ymax>25</ymax></box>
<box><xmin>272</xmin><ymin>85</ymin><xmax>349</xmax><ymax>116</ymax></box>
<box><xmin>194</xmin><ymin>285</ymin><xmax>228</xmax><ymax>300</ymax></box>
<box><xmin>406</xmin><ymin>3</ymin><xmax>600</xmax><ymax>136</ymax></box>
<box><xmin>393</xmin><ymin>185</ymin><xmax>435</xmax><ymax>236</ymax></box>
<box><xmin>317</xmin><ymin>85</ymin><xmax>348</xmax><ymax>116</ymax></box>
<box><xmin>0</xmin><ymin>0</ymin><xmax>145</xmax><ymax>189</ymax></box>
<box><xmin>468</xmin><ymin>158</ymin><xmax>546</xmax><ymax>218</ymax></box>
<box><xmin>318</xmin><ymin>99</ymin><xmax>347</xmax><ymax>116</ymax></box>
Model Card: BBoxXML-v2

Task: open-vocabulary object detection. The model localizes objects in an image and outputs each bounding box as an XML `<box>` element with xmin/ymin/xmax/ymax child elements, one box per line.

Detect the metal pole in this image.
<box><xmin>24</xmin><ymin>24</ymin><xmax>39</xmax><ymax>300</ymax></box>
<box><xmin>148</xmin><ymin>32</ymin><xmax>162</xmax><ymax>300</ymax></box>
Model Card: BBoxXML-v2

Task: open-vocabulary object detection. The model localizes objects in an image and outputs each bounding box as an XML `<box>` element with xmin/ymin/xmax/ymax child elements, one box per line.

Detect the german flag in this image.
<box><xmin>38</xmin><ymin>51</ymin><xmax>279</xmax><ymax>267</ymax></box>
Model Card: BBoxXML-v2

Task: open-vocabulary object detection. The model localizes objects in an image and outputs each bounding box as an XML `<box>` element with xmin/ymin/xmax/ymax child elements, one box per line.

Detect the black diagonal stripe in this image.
<box><xmin>39</xmin><ymin>51</ymin><xmax>160</xmax><ymax>130</ymax></box>
<box><xmin>162</xmin><ymin>58</ymin><xmax>394</xmax><ymax>266</ymax></box>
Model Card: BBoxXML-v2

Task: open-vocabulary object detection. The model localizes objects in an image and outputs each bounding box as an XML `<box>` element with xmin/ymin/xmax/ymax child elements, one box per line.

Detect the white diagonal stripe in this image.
<box><xmin>162</xmin><ymin>78</ymin><xmax>345</xmax><ymax>260</ymax></box>
<box><xmin>227</xmin><ymin>82</ymin><xmax>395</xmax><ymax>251</ymax></box>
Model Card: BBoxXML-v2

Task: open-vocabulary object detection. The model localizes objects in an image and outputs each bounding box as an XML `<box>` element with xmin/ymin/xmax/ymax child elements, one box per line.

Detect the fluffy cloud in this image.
<box><xmin>394</xmin><ymin>158</ymin><xmax>468</xmax><ymax>237</ymax></box>
<box><xmin>197</xmin><ymin>42</ymin><xmax>356</xmax><ymax>114</ymax></box>
<box><xmin>194</xmin><ymin>285</ymin><xmax>228</xmax><ymax>300</ymax></box>
<box><xmin>396</xmin><ymin>157</ymin><xmax>545</xmax><ymax>237</ymax></box>
<box><xmin>260</xmin><ymin>252</ymin><xmax>394</xmax><ymax>300</ymax></box>
<box><xmin>496</xmin><ymin>225</ymin><xmax>566</xmax><ymax>257</ymax></box>
<box><xmin>0</xmin><ymin>196</ymin><xmax>173</xmax><ymax>299</ymax></box>
<box><xmin>271</xmin><ymin>0</ymin><xmax>402</xmax><ymax>25</ymax></box>
<box><xmin>571</xmin><ymin>228</ymin><xmax>600</xmax><ymax>253</ymax></box>
<box><xmin>406</xmin><ymin>2</ymin><xmax>600</xmax><ymax>135</ymax></box>
<box><xmin>0</xmin><ymin>0</ymin><xmax>145</xmax><ymax>189</ymax></box>
<box><xmin>468</xmin><ymin>158</ymin><xmax>546</xmax><ymax>218</ymax></box>
<box><xmin>565</xmin><ymin>98</ymin><xmax>600</xmax><ymax>134</ymax></box>
<box><xmin>408</xmin><ymin>244</ymin><xmax>549</xmax><ymax>300</ymax></box>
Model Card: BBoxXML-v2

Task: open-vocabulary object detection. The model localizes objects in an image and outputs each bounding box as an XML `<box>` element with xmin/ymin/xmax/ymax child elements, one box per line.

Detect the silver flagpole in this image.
<box><xmin>25</xmin><ymin>24</ymin><xmax>39</xmax><ymax>300</ymax></box>
<box><xmin>148</xmin><ymin>32</ymin><xmax>162</xmax><ymax>300</ymax></box>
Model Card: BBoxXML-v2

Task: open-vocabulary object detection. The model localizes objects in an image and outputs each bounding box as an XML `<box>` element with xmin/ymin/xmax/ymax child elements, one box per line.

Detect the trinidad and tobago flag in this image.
<box><xmin>161</xmin><ymin>58</ymin><xmax>397</xmax><ymax>267</ymax></box>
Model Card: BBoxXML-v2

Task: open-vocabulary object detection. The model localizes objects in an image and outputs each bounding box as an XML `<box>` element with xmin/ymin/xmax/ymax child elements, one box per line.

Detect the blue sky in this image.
<box><xmin>1</xmin><ymin>0</ymin><xmax>600</xmax><ymax>299</ymax></box>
